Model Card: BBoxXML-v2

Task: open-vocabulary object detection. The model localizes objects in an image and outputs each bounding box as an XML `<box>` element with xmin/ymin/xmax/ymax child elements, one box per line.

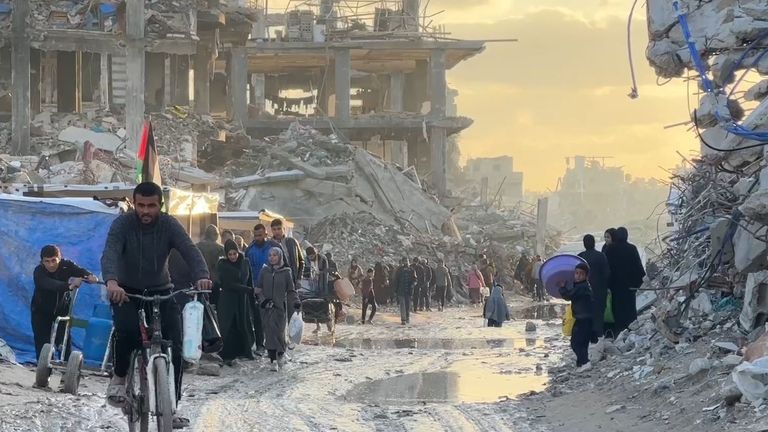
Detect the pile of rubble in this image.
<box><xmin>0</xmin><ymin>105</ymin><xmax>238</xmax><ymax>186</ymax></box>
<box><xmin>526</xmin><ymin>301</ymin><xmax>767</xmax><ymax>430</ymax></box>
<box><xmin>307</xmin><ymin>211</ymin><xmax>473</xmax><ymax>269</ymax></box>
<box><xmin>226</xmin><ymin>123</ymin><xmax>354</xmax><ymax>179</ymax></box>
<box><xmin>551</xmin><ymin>3</ymin><xmax>768</xmax><ymax>425</ymax></box>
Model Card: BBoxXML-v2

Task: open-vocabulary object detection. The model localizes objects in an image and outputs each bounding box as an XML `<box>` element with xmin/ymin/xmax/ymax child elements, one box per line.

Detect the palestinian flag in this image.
<box><xmin>136</xmin><ymin>121</ymin><xmax>162</xmax><ymax>186</ymax></box>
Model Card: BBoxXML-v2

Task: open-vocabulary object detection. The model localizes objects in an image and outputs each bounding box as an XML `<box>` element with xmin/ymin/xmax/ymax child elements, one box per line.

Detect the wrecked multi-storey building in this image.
<box><xmin>0</xmin><ymin>0</ymin><xmax>484</xmax><ymax>199</ymax></box>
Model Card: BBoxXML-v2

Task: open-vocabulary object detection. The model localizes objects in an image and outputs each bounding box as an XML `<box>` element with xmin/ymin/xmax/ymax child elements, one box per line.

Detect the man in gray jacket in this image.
<box><xmin>101</xmin><ymin>182</ymin><xmax>211</xmax><ymax>429</ymax></box>
<box><xmin>433</xmin><ymin>258</ymin><xmax>453</xmax><ymax>312</ymax></box>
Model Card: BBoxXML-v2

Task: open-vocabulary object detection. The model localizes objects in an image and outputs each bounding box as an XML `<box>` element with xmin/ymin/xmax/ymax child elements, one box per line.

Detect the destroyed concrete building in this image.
<box><xmin>463</xmin><ymin>156</ymin><xmax>524</xmax><ymax>206</ymax></box>
<box><xmin>0</xmin><ymin>1</ymin><xmax>542</xmax><ymax>271</ymax></box>
<box><xmin>1</xmin><ymin>0</ymin><xmax>483</xmax><ymax>199</ymax></box>
<box><xmin>549</xmin><ymin>155</ymin><xmax>667</xmax><ymax>240</ymax></box>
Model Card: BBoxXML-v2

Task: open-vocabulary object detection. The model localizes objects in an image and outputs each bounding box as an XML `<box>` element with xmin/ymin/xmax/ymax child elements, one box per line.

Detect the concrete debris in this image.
<box><xmin>745</xmin><ymin>329</ymin><xmax>768</xmax><ymax>362</ymax></box>
<box><xmin>732</xmin><ymin>357</ymin><xmax>768</xmax><ymax>402</ymax></box>
<box><xmin>26</xmin><ymin>0</ymin><xmax>240</xmax><ymax>38</ymax></box>
<box><xmin>689</xmin><ymin>358</ymin><xmax>712</xmax><ymax>376</ymax></box>
<box><xmin>604</xmin><ymin>405</ymin><xmax>625</xmax><ymax>414</ymax></box>
<box><xmin>58</xmin><ymin>126</ymin><xmax>123</xmax><ymax>153</ymax></box>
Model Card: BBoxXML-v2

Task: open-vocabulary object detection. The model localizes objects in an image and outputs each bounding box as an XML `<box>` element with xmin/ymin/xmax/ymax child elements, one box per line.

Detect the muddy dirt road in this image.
<box><xmin>0</xmin><ymin>301</ymin><xmax>566</xmax><ymax>432</ymax></box>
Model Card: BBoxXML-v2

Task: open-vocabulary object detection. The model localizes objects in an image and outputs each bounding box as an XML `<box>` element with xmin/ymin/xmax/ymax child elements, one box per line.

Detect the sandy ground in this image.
<box><xmin>2</xmin><ymin>296</ymin><xmax>757</xmax><ymax>432</ymax></box>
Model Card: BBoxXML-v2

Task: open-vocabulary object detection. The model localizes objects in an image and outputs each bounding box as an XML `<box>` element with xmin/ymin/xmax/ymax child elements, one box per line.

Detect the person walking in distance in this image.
<box><xmin>360</xmin><ymin>268</ymin><xmax>377</xmax><ymax>324</ymax></box>
<box><xmin>411</xmin><ymin>257</ymin><xmax>425</xmax><ymax>312</ymax></box>
<box><xmin>196</xmin><ymin>224</ymin><xmax>224</xmax><ymax>305</ymax></box>
<box><xmin>467</xmin><ymin>264</ymin><xmax>485</xmax><ymax>305</ymax></box>
<box><xmin>348</xmin><ymin>258</ymin><xmax>364</xmax><ymax>292</ymax></box>
<box><xmin>395</xmin><ymin>258</ymin><xmax>416</xmax><ymax>325</ymax></box>
<box><xmin>433</xmin><ymin>258</ymin><xmax>452</xmax><ymax>312</ymax></box>
<box><xmin>530</xmin><ymin>255</ymin><xmax>544</xmax><ymax>302</ymax></box>
<box><xmin>270</xmin><ymin>219</ymin><xmax>304</xmax><ymax>286</ymax></box>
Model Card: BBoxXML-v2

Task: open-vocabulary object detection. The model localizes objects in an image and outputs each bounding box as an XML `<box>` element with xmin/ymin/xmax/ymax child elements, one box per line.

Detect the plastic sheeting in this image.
<box><xmin>0</xmin><ymin>196</ymin><xmax>119</xmax><ymax>364</ymax></box>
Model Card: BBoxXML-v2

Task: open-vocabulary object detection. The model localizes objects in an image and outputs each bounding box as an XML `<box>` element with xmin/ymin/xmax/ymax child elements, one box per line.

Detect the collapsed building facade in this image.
<box><xmin>0</xmin><ymin>1</ymin><xmax>559</xmax><ymax>277</ymax></box>
<box><xmin>0</xmin><ymin>0</ymin><xmax>483</xmax><ymax>198</ymax></box>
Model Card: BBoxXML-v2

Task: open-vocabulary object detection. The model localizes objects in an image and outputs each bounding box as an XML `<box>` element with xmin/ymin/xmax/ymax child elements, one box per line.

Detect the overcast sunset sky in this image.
<box><xmin>270</xmin><ymin>0</ymin><xmax>697</xmax><ymax>191</ymax></box>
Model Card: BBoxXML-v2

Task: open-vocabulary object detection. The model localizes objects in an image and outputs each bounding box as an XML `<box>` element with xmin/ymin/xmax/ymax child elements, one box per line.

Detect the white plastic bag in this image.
<box><xmin>182</xmin><ymin>299</ymin><xmax>204</xmax><ymax>362</ymax></box>
<box><xmin>732</xmin><ymin>356</ymin><xmax>768</xmax><ymax>402</ymax></box>
<box><xmin>288</xmin><ymin>311</ymin><xmax>304</xmax><ymax>350</ymax></box>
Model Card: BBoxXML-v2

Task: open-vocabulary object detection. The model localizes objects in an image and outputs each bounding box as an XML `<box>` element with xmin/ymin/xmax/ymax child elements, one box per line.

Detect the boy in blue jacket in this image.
<box><xmin>559</xmin><ymin>263</ymin><xmax>595</xmax><ymax>371</ymax></box>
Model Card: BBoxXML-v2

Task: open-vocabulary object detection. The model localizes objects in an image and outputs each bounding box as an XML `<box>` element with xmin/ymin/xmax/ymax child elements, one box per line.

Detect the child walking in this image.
<box><xmin>559</xmin><ymin>263</ymin><xmax>595</xmax><ymax>372</ymax></box>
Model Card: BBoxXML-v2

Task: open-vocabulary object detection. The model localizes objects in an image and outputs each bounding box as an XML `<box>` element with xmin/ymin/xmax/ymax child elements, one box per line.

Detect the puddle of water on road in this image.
<box><xmin>346</xmin><ymin>358</ymin><xmax>547</xmax><ymax>404</ymax></box>
<box><xmin>305</xmin><ymin>336</ymin><xmax>543</xmax><ymax>350</ymax></box>
<box><xmin>515</xmin><ymin>304</ymin><xmax>565</xmax><ymax>320</ymax></box>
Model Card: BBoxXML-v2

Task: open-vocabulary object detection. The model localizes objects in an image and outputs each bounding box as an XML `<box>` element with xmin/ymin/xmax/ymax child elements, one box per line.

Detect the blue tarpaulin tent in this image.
<box><xmin>0</xmin><ymin>195</ymin><xmax>119</xmax><ymax>364</ymax></box>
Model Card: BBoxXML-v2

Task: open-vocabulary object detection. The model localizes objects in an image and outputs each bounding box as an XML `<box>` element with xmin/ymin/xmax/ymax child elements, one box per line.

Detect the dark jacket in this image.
<box><xmin>480</xmin><ymin>266</ymin><xmax>494</xmax><ymax>288</ymax></box>
<box><xmin>559</xmin><ymin>280</ymin><xmax>594</xmax><ymax>320</ymax></box>
<box><xmin>245</xmin><ymin>239</ymin><xmax>280</xmax><ymax>283</ymax></box>
<box><xmin>413</xmin><ymin>263</ymin><xmax>427</xmax><ymax>287</ymax></box>
<box><xmin>327</xmin><ymin>258</ymin><xmax>339</xmax><ymax>274</ymax></box>
<box><xmin>275</xmin><ymin>236</ymin><xmax>304</xmax><ymax>283</ymax></box>
<box><xmin>373</xmin><ymin>263</ymin><xmax>390</xmax><ymax>304</ymax></box>
<box><xmin>196</xmin><ymin>239</ymin><xmax>224</xmax><ymax>283</ymax></box>
<box><xmin>578</xmin><ymin>249</ymin><xmax>610</xmax><ymax>296</ymax></box>
<box><xmin>395</xmin><ymin>265</ymin><xmax>417</xmax><ymax>296</ymax></box>
<box><xmin>433</xmin><ymin>265</ymin><xmax>452</xmax><ymax>288</ymax></box>
<box><xmin>303</xmin><ymin>254</ymin><xmax>330</xmax><ymax>297</ymax></box>
<box><xmin>604</xmin><ymin>229</ymin><xmax>646</xmax><ymax>332</ymax></box>
<box><xmin>32</xmin><ymin>260</ymin><xmax>90</xmax><ymax>316</ymax></box>
<box><xmin>168</xmin><ymin>249</ymin><xmax>195</xmax><ymax>290</ymax></box>
<box><xmin>605</xmin><ymin>232</ymin><xmax>646</xmax><ymax>290</ymax></box>
<box><xmin>101</xmin><ymin>213</ymin><xmax>209</xmax><ymax>291</ymax></box>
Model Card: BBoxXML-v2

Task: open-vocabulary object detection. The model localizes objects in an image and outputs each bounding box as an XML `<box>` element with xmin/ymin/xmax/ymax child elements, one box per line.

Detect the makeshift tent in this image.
<box><xmin>0</xmin><ymin>195</ymin><xmax>120</xmax><ymax>363</ymax></box>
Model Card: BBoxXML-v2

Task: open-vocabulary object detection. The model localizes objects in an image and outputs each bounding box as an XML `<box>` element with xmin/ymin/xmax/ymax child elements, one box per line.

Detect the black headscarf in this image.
<box><xmin>615</xmin><ymin>227</ymin><xmax>629</xmax><ymax>243</ymax></box>
<box><xmin>224</xmin><ymin>239</ymin><xmax>241</xmax><ymax>262</ymax></box>
<box><xmin>602</xmin><ymin>228</ymin><xmax>617</xmax><ymax>254</ymax></box>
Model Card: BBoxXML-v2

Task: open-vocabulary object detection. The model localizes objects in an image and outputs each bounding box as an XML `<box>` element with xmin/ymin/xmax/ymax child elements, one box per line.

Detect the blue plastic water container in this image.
<box><xmin>539</xmin><ymin>254</ymin><xmax>588</xmax><ymax>298</ymax></box>
<box><xmin>82</xmin><ymin>305</ymin><xmax>113</xmax><ymax>366</ymax></box>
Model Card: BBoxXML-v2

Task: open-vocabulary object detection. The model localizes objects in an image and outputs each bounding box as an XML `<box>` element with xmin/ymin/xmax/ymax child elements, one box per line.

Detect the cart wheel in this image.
<box><xmin>34</xmin><ymin>343</ymin><xmax>53</xmax><ymax>388</ymax></box>
<box><xmin>63</xmin><ymin>351</ymin><xmax>83</xmax><ymax>395</ymax></box>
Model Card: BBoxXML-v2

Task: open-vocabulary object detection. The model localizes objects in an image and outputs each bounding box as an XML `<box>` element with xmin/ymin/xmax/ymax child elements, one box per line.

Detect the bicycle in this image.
<box><xmin>119</xmin><ymin>286</ymin><xmax>210</xmax><ymax>432</ymax></box>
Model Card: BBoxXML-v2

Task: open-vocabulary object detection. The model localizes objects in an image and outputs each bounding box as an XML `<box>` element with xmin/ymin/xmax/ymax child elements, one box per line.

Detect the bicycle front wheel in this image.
<box><xmin>153</xmin><ymin>357</ymin><xmax>174</xmax><ymax>432</ymax></box>
<box><xmin>126</xmin><ymin>351</ymin><xmax>149</xmax><ymax>432</ymax></box>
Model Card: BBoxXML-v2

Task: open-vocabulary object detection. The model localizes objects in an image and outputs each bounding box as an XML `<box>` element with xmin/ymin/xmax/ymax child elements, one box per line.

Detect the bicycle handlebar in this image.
<box><xmin>125</xmin><ymin>288</ymin><xmax>212</xmax><ymax>303</ymax></box>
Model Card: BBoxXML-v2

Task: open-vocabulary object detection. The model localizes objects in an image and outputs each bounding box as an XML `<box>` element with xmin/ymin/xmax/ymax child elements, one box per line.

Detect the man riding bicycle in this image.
<box><xmin>101</xmin><ymin>182</ymin><xmax>212</xmax><ymax>429</ymax></box>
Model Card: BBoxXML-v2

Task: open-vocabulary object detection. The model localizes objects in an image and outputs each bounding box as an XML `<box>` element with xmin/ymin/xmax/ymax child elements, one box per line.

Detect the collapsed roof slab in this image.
<box><xmin>243</xmin><ymin>115</ymin><xmax>473</xmax><ymax>140</ymax></box>
<box><xmin>29</xmin><ymin>29</ymin><xmax>198</xmax><ymax>55</ymax></box>
<box><xmin>239</xmin><ymin>40</ymin><xmax>485</xmax><ymax>74</ymax></box>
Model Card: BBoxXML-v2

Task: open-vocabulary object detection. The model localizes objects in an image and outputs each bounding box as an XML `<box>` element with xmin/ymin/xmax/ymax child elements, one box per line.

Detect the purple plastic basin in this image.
<box><xmin>539</xmin><ymin>254</ymin><xmax>588</xmax><ymax>298</ymax></box>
